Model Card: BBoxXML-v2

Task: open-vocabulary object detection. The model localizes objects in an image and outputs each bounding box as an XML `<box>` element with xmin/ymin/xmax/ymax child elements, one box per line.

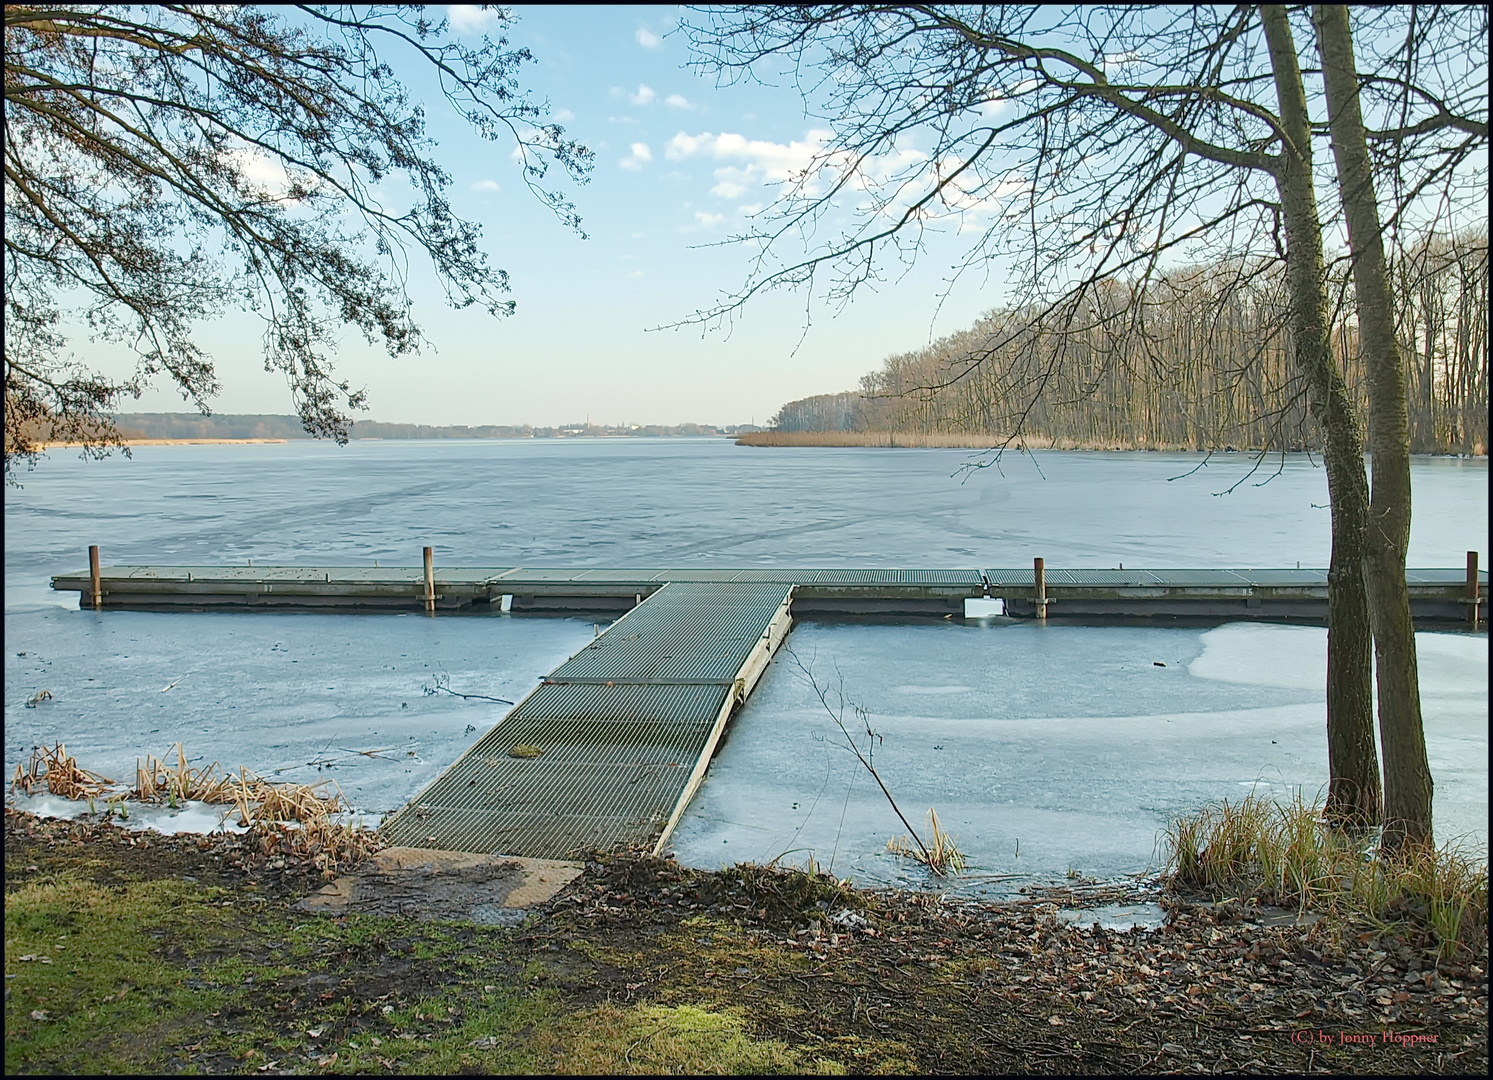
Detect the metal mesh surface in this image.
<box><xmin>548</xmin><ymin>583</ymin><xmax>792</xmax><ymax>684</ymax></box>
<box><xmin>380</xmin><ymin>581</ymin><xmax>788</xmax><ymax>858</ymax></box>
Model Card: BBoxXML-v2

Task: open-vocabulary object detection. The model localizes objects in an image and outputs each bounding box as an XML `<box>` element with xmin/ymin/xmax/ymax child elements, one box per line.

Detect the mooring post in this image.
<box><xmin>1468</xmin><ymin>550</ymin><xmax>1480</xmax><ymax>631</ymax></box>
<box><xmin>89</xmin><ymin>545</ymin><xmax>102</xmax><ymax>610</ymax></box>
<box><xmin>423</xmin><ymin>546</ymin><xmax>436</xmax><ymax>615</ymax></box>
<box><xmin>1034</xmin><ymin>556</ymin><xmax>1047</xmax><ymax>621</ymax></box>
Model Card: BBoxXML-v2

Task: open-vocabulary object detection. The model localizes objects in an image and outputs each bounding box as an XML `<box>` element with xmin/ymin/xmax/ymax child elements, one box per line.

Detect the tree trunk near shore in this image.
<box><xmin>1261</xmin><ymin>7</ymin><xmax>1381</xmax><ymax>825</ymax></box>
<box><xmin>1313</xmin><ymin>5</ymin><xmax>1434</xmax><ymax>849</ymax></box>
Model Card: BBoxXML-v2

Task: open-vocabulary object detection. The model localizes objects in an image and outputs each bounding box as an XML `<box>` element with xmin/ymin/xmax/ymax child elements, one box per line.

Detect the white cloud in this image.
<box><xmin>619</xmin><ymin>142</ymin><xmax>653</xmax><ymax>171</ymax></box>
<box><xmin>668</xmin><ymin>128</ymin><xmax>837</xmax><ymax>201</ymax></box>
<box><xmin>975</xmin><ymin>97</ymin><xmax>1007</xmax><ymax>120</ymax></box>
<box><xmin>446</xmin><ymin>5</ymin><xmax>503</xmax><ymax>34</ymax></box>
<box><xmin>629</xmin><ymin>84</ymin><xmax>656</xmax><ymax>107</ymax></box>
<box><xmin>666</xmin><ymin>129</ymin><xmax>831</xmax><ymax>179</ymax></box>
<box><xmin>551</xmin><ymin>108</ymin><xmax>575</xmax><ymax>123</ymax></box>
<box><xmin>636</xmin><ymin>27</ymin><xmax>662</xmax><ymax>49</ymax></box>
<box><xmin>664</xmin><ymin>93</ymin><xmax>698</xmax><ymax>111</ymax></box>
<box><xmin>470</xmin><ymin>179</ymin><xmax>501</xmax><ymax>193</ymax></box>
<box><xmin>626</xmin><ymin>269</ymin><xmax>645</xmax><ymax>278</ymax></box>
<box><xmin>694</xmin><ymin>211</ymin><xmax>725</xmax><ymax>228</ymax></box>
<box><xmin>225</xmin><ymin>143</ymin><xmax>311</xmax><ymax>202</ymax></box>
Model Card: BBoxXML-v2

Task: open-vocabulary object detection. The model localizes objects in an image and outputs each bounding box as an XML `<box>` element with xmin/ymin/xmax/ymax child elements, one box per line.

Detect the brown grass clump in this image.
<box><xmin>9</xmin><ymin>744</ymin><xmax>115</xmax><ymax>800</ymax></box>
<box><xmin>14</xmin><ymin>740</ymin><xmax>381</xmax><ymax>876</ymax></box>
<box><xmin>1164</xmin><ymin>792</ymin><xmax>1488</xmax><ymax>959</ymax></box>
<box><xmin>130</xmin><ymin>744</ymin><xmax>383</xmax><ymax>875</ymax></box>
<box><xmin>888</xmin><ymin>807</ymin><xmax>966</xmax><ymax>875</ymax></box>
<box><xmin>134</xmin><ymin>743</ymin><xmax>237</xmax><ymax>805</ymax></box>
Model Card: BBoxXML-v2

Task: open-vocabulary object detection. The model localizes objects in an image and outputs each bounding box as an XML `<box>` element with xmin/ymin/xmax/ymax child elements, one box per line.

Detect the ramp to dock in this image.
<box><xmin>379</xmin><ymin>582</ymin><xmax>794</xmax><ymax>859</ymax></box>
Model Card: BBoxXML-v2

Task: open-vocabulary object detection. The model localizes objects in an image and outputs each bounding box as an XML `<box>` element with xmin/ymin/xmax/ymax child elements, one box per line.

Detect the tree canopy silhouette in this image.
<box><xmin>4</xmin><ymin>4</ymin><xmax>592</xmax><ymax>478</ymax></box>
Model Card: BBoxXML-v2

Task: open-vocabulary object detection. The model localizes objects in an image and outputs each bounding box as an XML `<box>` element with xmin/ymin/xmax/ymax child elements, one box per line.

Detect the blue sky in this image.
<box><xmin>125</xmin><ymin>4</ymin><xmax>1001</xmax><ymax>428</ymax></box>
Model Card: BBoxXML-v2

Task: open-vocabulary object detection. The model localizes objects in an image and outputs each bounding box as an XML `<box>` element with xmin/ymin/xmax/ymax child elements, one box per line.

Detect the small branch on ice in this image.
<box><xmin>788</xmin><ymin>650</ymin><xmax>935</xmax><ymax>867</ymax></box>
<box><xmin>423</xmin><ymin>672</ymin><xmax>513</xmax><ymax>704</ymax></box>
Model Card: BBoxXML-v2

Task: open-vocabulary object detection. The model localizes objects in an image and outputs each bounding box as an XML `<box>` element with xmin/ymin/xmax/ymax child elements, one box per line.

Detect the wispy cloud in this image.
<box><xmin>664</xmin><ymin>93</ymin><xmax>699</xmax><ymax>111</ymax></box>
<box><xmin>667</xmin><ymin>128</ymin><xmax>834</xmax><ymax>198</ymax></box>
<box><xmin>551</xmin><ymin>108</ymin><xmax>575</xmax><ymax>123</ymax></box>
<box><xmin>446</xmin><ymin>5</ymin><xmax>503</xmax><ymax>34</ymax></box>
<box><xmin>694</xmin><ymin>211</ymin><xmax>725</xmax><ymax>228</ymax></box>
<box><xmin>636</xmin><ymin>27</ymin><xmax>662</xmax><ymax>49</ymax></box>
<box><xmin>629</xmin><ymin>84</ymin><xmax>656</xmax><ymax>107</ymax></box>
<box><xmin>620</xmin><ymin>142</ymin><xmax>653</xmax><ymax>171</ymax></box>
<box><xmin>470</xmin><ymin>179</ymin><xmax>501</xmax><ymax>193</ymax></box>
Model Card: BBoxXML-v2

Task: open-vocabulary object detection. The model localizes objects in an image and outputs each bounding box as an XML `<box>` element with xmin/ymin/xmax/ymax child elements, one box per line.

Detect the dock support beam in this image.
<box><xmin>1034</xmin><ymin>557</ymin><xmax>1048</xmax><ymax>621</ymax></box>
<box><xmin>1469</xmin><ymin>550</ymin><xmax>1481</xmax><ymax>631</ymax></box>
<box><xmin>423</xmin><ymin>546</ymin><xmax>436</xmax><ymax>615</ymax></box>
<box><xmin>89</xmin><ymin>545</ymin><xmax>101</xmax><ymax>610</ymax></box>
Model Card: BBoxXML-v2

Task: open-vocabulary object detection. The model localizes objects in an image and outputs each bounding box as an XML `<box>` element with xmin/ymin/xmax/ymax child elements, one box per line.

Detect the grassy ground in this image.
<box><xmin>5</xmin><ymin>809</ymin><xmax>1487</xmax><ymax>1075</ymax></box>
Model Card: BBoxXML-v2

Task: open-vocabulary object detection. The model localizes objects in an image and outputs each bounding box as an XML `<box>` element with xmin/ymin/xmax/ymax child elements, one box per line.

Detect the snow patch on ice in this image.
<box><xmin>1189</xmin><ymin>624</ymin><xmax>1326</xmax><ymax>691</ymax></box>
<box><xmin>9</xmin><ymin>792</ymin><xmax>249</xmax><ymax>834</ymax></box>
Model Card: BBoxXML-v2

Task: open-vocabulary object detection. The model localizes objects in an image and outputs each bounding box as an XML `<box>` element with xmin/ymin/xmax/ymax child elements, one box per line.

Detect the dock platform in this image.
<box><xmin>46</xmin><ymin>557</ymin><xmax>1484</xmax><ymax>858</ymax></box>
<box><xmin>51</xmin><ymin>563</ymin><xmax>1485</xmax><ymax>623</ymax></box>
<box><xmin>378</xmin><ymin>582</ymin><xmax>793</xmax><ymax>859</ymax></box>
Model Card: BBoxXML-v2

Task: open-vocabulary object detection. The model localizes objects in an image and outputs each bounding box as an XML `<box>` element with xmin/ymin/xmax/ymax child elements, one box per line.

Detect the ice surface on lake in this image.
<box><xmin>668</xmin><ymin>621</ymin><xmax>1488</xmax><ymax>892</ymax></box>
<box><xmin>5</xmin><ymin>441</ymin><xmax>1486</xmax><ymax>890</ymax></box>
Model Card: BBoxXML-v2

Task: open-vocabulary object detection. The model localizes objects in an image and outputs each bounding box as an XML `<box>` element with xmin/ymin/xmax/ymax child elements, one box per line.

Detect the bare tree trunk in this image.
<box><xmin>1313</xmin><ymin>4</ymin><xmax>1434</xmax><ymax>849</ymax></box>
<box><xmin>1261</xmin><ymin>7</ymin><xmax>1381</xmax><ymax>825</ymax></box>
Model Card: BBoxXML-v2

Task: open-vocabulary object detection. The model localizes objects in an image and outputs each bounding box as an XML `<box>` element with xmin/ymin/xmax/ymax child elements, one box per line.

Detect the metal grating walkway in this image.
<box><xmin>379</xmin><ymin>582</ymin><xmax>794</xmax><ymax>859</ymax></box>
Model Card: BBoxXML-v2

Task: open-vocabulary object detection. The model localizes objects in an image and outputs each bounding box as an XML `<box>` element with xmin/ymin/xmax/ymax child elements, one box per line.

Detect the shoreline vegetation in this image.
<box><xmin>5</xmin><ymin>805</ymin><xmax>1488</xmax><ymax>1075</ymax></box>
<box><xmin>760</xmin><ymin>235</ymin><xmax>1488</xmax><ymax>459</ymax></box>
<box><xmin>739</xmin><ymin>430</ymin><xmax>1214</xmax><ymax>451</ymax></box>
<box><xmin>39</xmin><ymin>437</ymin><xmax>290</xmax><ymax>448</ymax></box>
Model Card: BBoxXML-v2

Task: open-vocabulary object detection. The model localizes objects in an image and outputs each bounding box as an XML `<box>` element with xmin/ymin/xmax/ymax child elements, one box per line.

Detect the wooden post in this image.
<box><xmin>1468</xmin><ymin>551</ymin><xmax>1480</xmax><ymax>631</ymax></box>
<box><xmin>423</xmin><ymin>546</ymin><xmax>436</xmax><ymax>615</ymax></box>
<box><xmin>89</xmin><ymin>545</ymin><xmax>102</xmax><ymax>610</ymax></box>
<box><xmin>1034</xmin><ymin>556</ymin><xmax>1047</xmax><ymax>621</ymax></box>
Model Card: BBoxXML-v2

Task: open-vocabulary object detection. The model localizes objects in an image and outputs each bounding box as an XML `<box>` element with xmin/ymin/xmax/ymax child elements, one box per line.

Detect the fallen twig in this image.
<box><xmin>423</xmin><ymin>672</ymin><xmax>512</xmax><ymax>704</ymax></box>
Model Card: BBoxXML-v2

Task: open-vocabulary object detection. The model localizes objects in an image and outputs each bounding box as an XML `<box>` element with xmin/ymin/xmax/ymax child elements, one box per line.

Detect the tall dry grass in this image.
<box><xmin>1164</xmin><ymin>793</ymin><xmax>1488</xmax><ymax>959</ymax></box>
<box><xmin>888</xmin><ymin>807</ymin><xmax>966</xmax><ymax>875</ymax></box>
<box><xmin>736</xmin><ymin>430</ymin><xmax>1202</xmax><ymax>450</ymax></box>
<box><xmin>10</xmin><ymin>741</ymin><xmax>381</xmax><ymax>874</ymax></box>
<box><xmin>10</xmin><ymin>743</ymin><xmax>114</xmax><ymax>800</ymax></box>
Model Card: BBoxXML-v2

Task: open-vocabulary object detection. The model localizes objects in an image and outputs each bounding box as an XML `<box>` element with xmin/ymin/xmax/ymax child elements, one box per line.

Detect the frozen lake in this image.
<box><xmin>5</xmin><ymin>439</ymin><xmax>1487</xmax><ymax>891</ymax></box>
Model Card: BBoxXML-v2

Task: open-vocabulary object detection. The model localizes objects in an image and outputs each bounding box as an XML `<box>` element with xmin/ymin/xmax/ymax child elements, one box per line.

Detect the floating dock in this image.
<box><xmin>52</xmin><ymin>561</ymin><xmax>1485</xmax><ymax>623</ymax></box>
<box><xmin>47</xmin><ymin>555</ymin><xmax>1483</xmax><ymax>859</ymax></box>
<box><xmin>379</xmin><ymin>581</ymin><xmax>794</xmax><ymax>859</ymax></box>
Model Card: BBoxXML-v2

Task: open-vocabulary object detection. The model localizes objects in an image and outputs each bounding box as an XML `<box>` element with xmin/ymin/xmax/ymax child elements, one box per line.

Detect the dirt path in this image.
<box><xmin>5</xmin><ymin>809</ymin><xmax>1486</xmax><ymax>1074</ymax></box>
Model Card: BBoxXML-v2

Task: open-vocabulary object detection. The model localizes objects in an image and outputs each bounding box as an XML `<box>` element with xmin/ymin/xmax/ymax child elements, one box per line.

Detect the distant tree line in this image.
<box><xmin>103</xmin><ymin>414</ymin><xmax>751</xmax><ymax>440</ymax></box>
<box><xmin>772</xmin><ymin>234</ymin><xmax>1488</xmax><ymax>455</ymax></box>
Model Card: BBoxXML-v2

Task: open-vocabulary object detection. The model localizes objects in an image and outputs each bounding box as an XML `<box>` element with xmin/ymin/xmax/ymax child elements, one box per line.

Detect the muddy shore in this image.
<box><xmin>5</xmin><ymin>809</ymin><xmax>1486</xmax><ymax>1074</ymax></box>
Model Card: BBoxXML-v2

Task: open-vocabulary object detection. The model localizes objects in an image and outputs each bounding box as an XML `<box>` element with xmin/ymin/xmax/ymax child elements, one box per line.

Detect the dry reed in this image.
<box><xmin>9</xmin><ymin>743</ymin><xmax>115</xmax><ymax>800</ymax></box>
<box><xmin>888</xmin><ymin>808</ymin><xmax>966</xmax><ymax>875</ymax></box>
<box><xmin>1164</xmin><ymin>793</ymin><xmax>1488</xmax><ymax>958</ymax></box>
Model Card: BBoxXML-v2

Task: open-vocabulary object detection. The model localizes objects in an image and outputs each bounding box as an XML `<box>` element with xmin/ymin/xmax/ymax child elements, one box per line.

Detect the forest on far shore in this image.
<box><xmin>769</xmin><ymin>234</ymin><xmax>1488</xmax><ymax>456</ymax></box>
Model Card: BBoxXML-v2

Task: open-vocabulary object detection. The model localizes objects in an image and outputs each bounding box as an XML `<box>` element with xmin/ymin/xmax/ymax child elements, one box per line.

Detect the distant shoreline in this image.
<box><xmin>733</xmin><ymin>431</ymin><xmax>1489</xmax><ymax>456</ymax></box>
<box><xmin>736</xmin><ymin>431</ymin><xmax>1203</xmax><ymax>450</ymax></box>
<box><xmin>40</xmin><ymin>438</ymin><xmax>289</xmax><ymax>448</ymax></box>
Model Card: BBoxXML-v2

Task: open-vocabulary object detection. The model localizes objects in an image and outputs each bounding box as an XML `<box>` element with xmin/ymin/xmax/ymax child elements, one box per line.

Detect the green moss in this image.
<box><xmin>3</xmin><ymin>871</ymin><xmax>550</xmax><ymax>1075</ymax></box>
<box><xmin>525</xmin><ymin>1002</ymin><xmax>840</xmax><ymax>1074</ymax></box>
